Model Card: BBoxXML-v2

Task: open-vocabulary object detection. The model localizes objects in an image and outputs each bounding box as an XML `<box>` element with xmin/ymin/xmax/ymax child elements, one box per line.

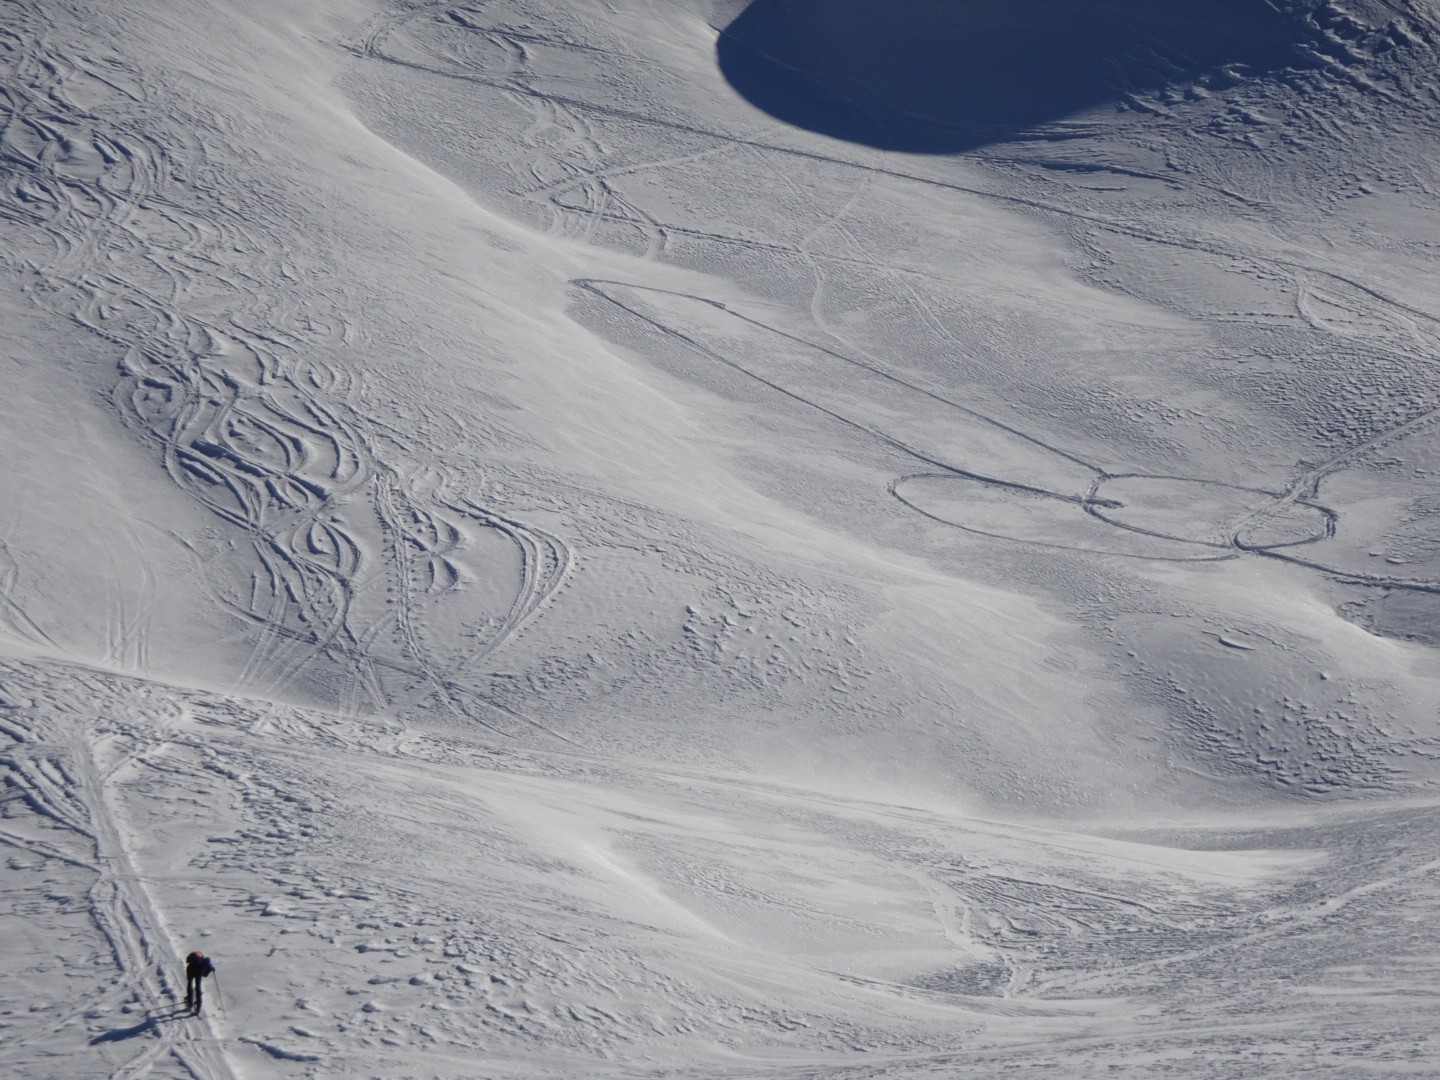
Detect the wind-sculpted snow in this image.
<box><xmin>4</xmin><ymin>0</ymin><xmax>1440</xmax><ymax>1075</ymax></box>
<box><xmin>7</xmin><ymin>655</ymin><xmax>1440</xmax><ymax>1076</ymax></box>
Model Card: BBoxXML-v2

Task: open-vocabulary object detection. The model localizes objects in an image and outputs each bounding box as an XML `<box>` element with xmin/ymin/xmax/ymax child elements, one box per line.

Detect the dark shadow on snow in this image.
<box><xmin>717</xmin><ymin>0</ymin><xmax>1310</xmax><ymax>153</ymax></box>
<box><xmin>89</xmin><ymin>1008</ymin><xmax>191</xmax><ymax>1043</ymax></box>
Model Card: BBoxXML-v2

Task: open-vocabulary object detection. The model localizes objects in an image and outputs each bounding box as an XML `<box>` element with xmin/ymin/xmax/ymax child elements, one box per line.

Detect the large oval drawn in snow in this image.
<box><xmin>717</xmin><ymin>0</ymin><xmax>1304</xmax><ymax>153</ymax></box>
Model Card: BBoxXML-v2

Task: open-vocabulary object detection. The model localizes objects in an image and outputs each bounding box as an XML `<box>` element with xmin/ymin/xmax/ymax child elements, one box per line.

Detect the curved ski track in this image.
<box><xmin>1</xmin><ymin>5</ymin><xmax>574</xmax><ymax>722</ymax></box>
<box><xmin>361</xmin><ymin>0</ymin><xmax>1440</xmax><ymax>597</ymax></box>
<box><xmin>2</xmin><ymin>8</ymin><xmax>578</xmax><ymax>1070</ymax></box>
<box><xmin>572</xmin><ymin>278</ymin><xmax>1440</xmax><ymax>596</ymax></box>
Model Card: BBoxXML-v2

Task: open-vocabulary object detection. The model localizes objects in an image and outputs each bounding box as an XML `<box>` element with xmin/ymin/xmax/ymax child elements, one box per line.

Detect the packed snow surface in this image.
<box><xmin>4</xmin><ymin>0</ymin><xmax>1440</xmax><ymax>1075</ymax></box>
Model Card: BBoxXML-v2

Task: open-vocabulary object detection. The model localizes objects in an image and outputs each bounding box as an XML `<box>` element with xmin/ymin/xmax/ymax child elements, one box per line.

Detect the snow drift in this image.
<box><xmin>3</xmin><ymin>0</ymin><xmax>1440</xmax><ymax>1075</ymax></box>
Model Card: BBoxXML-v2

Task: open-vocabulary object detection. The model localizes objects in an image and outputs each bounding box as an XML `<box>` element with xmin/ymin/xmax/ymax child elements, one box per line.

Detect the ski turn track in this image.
<box><xmin>1</xmin><ymin>2</ymin><xmax>575</xmax><ymax>727</ymax></box>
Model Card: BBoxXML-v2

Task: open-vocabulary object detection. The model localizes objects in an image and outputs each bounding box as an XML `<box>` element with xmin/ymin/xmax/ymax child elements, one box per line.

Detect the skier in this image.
<box><xmin>184</xmin><ymin>951</ymin><xmax>215</xmax><ymax>1014</ymax></box>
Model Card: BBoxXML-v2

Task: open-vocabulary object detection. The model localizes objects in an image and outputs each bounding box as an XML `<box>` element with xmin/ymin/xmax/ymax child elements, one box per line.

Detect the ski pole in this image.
<box><xmin>212</xmin><ymin>971</ymin><xmax>226</xmax><ymax>1017</ymax></box>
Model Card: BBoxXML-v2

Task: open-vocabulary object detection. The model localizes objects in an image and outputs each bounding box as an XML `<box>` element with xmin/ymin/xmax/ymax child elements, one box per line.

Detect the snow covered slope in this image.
<box><xmin>3</xmin><ymin>0</ymin><xmax>1440</xmax><ymax>1074</ymax></box>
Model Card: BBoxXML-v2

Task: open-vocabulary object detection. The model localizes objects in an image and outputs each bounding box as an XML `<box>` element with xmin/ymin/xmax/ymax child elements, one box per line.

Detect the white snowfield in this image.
<box><xmin>3</xmin><ymin>0</ymin><xmax>1440</xmax><ymax>1075</ymax></box>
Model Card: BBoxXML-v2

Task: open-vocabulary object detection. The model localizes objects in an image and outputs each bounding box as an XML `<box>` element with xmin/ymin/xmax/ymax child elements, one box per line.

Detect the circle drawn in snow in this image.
<box><xmin>1089</xmin><ymin>475</ymin><xmax>1332</xmax><ymax>549</ymax></box>
<box><xmin>893</xmin><ymin>473</ymin><xmax>1332</xmax><ymax>560</ymax></box>
<box><xmin>893</xmin><ymin>474</ymin><xmax>1226</xmax><ymax>560</ymax></box>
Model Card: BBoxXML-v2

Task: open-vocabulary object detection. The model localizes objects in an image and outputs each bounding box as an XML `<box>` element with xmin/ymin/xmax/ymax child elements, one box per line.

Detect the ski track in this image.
<box><xmin>364</xmin><ymin>0</ymin><xmax>1440</xmax><ymax>600</ymax></box>
<box><xmin>573</xmin><ymin>278</ymin><xmax>1418</xmax><ymax>582</ymax></box>
<box><xmin>0</xmin><ymin>3</ymin><xmax>575</xmax><ymax>720</ymax></box>
<box><xmin>5</xmin><ymin>0</ymin><xmax>1440</xmax><ymax>1075</ymax></box>
<box><xmin>9</xmin><ymin>653</ymin><xmax>1440</xmax><ymax>1077</ymax></box>
<box><xmin>0</xmin><ymin>667</ymin><xmax>237</xmax><ymax>1078</ymax></box>
<box><xmin>1</xmin><ymin>5</ymin><xmax>585</xmax><ymax>1071</ymax></box>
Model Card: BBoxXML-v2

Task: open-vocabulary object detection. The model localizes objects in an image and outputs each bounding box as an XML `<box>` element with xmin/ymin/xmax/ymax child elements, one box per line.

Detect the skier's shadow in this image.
<box><xmin>90</xmin><ymin>1007</ymin><xmax>192</xmax><ymax>1044</ymax></box>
